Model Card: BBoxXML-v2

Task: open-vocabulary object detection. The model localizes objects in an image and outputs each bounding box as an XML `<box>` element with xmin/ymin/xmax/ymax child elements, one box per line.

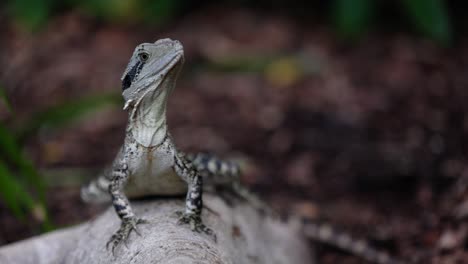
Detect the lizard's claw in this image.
<box><xmin>106</xmin><ymin>217</ymin><xmax>147</xmax><ymax>254</ymax></box>
<box><xmin>176</xmin><ymin>211</ymin><xmax>216</xmax><ymax>241</ymax></box>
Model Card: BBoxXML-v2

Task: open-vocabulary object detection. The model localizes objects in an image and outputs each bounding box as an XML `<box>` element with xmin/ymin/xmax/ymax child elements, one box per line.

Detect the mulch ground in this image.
<box><xmin>2</xmin><ymin>6</ymin><xmax>468</xmax><ymax>264</ymax></box>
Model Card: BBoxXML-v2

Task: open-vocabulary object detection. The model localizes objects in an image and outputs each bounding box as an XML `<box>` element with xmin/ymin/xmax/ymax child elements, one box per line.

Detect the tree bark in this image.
<box><xmin>0</xmin><ymin>195</ymin><xmax>314</xmax><ymax>264</ymax></box>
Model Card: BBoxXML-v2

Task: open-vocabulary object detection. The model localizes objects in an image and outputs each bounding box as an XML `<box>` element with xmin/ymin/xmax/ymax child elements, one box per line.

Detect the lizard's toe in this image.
<box><xmin>106</xmin><ymin>217</ymin><xmax>147</xmax><ymax>254</ymax></box>
<box><xmin>177</xmin><ymin>212</ymin><xmax>216</xmax><ymax>241</ymax></box>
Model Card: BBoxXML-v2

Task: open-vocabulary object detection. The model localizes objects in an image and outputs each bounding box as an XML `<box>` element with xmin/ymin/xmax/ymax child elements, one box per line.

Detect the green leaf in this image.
<box><xmin>0</xmin><ymin>124</ymin><xmax>45</xmax><ymax>201</ymax></box>
<box><xmin>0</xmin><ymin>161</ymin><xmax>36</xmax><ymax>219</ymax></box>
<box><xmin>140</xmin><ymin>0</ymin><xmax>180</xmax><ymax>25</ymax></box>
<box><xmin>0</xmin><ymin>161</ymin><xmax>52</xmax><ymax>230</ymax></box>
<box><xmin>332</xmin><ymin>0</ymin><xmax>373</xmax><ymax>40</ymax></box>
<box><xmin>17</xmin><ymin>93</ymin><xmax>121</xmax><ymax>141</ymax></box>
<box><xmin>8</xmin><ymin>0</ymin><xmax>52</xmax><ymax>31</ymax></box>
<box><xmin>78</xmin><ymin>0</ymin><xmax>136</xmax><ymax>21</ymax></box>
<box><xmin>402</xmin><ymin>0</ymin><xmax>452</xmax><ymax>46</ymax></box>
<box><xmin>0</xmin><ymin>92</ymin><xmax>119</xmax><ymax>224</ymax></box>
<box><xmin>0</xmin><ymin>87</ymin><xmax>12</xmax><ymax>113</ymax></box>
<box><xmin>0</xmin><ymin>125</ymin><xmax>53</xmax><ymax>228</ymax></box>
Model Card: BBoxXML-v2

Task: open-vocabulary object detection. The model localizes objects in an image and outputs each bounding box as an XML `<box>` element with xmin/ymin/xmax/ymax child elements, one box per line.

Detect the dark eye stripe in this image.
<box><xmin>122</xmin><ymin>60</ymin><xmax>145</xmax><ymax>91</ymax></box>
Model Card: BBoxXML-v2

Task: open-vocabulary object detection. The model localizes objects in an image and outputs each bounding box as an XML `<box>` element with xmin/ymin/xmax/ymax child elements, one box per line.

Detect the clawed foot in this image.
<box><xmin>175</xmin><ymin>211</ymin><xmax>216</xmax><ymax>241</ymax></box>
<box><xmin>106</xmin><ymin>217</ymin><xmax>147</xmax><ymax>254</ymax></box>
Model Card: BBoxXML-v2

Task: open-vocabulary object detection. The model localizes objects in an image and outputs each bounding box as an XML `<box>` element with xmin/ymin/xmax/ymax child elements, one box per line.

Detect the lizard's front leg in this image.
<box><xmin>107</xmin><ymin>162</ymin><xmax>147</xmax><ymax>253</ymax></box>
<box><xmin>173</xmin><ymin>153</ymin><xmax>214</xmax><ymax>239</ymax></box>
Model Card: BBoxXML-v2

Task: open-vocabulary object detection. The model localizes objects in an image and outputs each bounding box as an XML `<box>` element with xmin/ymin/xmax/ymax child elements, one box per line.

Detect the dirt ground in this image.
<box><xmin>2</xmin><ymin>6</ymin><xmax>468</xmax><ymax>264</ymax></box>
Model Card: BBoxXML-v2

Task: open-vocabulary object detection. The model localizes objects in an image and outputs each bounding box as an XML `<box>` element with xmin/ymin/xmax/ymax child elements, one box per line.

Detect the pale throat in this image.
<box><xmin>129</xmin><ymin>79</ymin><xmax>174</xmax><ymax>147</ymax></box>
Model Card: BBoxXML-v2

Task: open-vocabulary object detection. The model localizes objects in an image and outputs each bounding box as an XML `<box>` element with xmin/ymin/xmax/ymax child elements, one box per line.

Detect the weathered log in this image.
<box><xmin>0</xmin><ymin>195</ymin><xmax>314</xmax><ymax>264</ymax></box>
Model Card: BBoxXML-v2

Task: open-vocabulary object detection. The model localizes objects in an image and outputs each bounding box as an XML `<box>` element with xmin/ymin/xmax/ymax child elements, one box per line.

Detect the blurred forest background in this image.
<box><xmin>2</xmin><ymin>0</ymin><xmax>468</xmax><ymax>263</ymax></box>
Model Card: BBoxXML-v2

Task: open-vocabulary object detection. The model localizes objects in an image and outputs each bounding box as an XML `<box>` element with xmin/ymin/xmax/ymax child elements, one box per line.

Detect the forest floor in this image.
<box><xmin>2</xmin><ymin>6</ymin><xmax>468</xmax><ymax>264</ymax></box>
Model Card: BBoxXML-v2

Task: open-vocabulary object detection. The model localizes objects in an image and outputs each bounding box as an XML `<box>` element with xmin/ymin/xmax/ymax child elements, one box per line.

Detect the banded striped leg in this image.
<box><xmin>81</xmin><ymin>170</ymin><xmax>112</xmax><ymax>204</ymax></box>
<box><xmin>174</xmin><ymin>153</ymin><xmax>214</xmax><ymax>239</ymax></box>
<box><xmin>187</xmin><ymin>152</ymin><xmax>275</xmax><ymax>216</ymax></box>
<box><xmin>106</xmin><ymin>162</ymin><xmax>147</xmax><ymax>254</ymax></box>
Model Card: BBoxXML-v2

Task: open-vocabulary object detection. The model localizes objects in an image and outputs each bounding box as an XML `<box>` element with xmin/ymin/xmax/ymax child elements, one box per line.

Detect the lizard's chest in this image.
<box><xmin>124</xmin><ymin>139</ymin><xmax>187</xmax><ymax>197</ymax></box>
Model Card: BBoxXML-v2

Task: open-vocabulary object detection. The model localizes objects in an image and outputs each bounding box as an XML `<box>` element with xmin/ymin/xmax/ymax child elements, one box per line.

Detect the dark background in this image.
<box><xmin>1</xmin><ymin>0</ymin><xmax>468</xmax><ymax>263</ymax></box>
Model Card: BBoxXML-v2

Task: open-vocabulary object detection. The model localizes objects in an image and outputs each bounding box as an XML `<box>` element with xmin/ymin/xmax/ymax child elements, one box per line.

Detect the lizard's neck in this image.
<box><xmin>128</xmin><ymin>81</ymin><xmax>173</xmax><ymax>147</ymax></box>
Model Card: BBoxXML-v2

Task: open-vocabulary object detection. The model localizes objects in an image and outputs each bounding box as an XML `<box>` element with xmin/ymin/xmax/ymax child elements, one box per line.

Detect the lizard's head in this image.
<box><xmin>121</xmin><ymin>38</ymin><xmax>184</xmax><ymax>111</ymax></box>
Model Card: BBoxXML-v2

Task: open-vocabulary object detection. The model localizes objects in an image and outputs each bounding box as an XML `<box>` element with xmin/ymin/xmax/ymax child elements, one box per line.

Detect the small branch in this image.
<box><xmin>0</xmin><ymin>195</ymin><xmax>314</xmax><ymax>264</ymax></box>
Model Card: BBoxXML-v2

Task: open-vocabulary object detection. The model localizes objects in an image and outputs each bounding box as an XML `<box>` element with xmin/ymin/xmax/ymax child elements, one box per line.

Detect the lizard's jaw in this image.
<box><xmin>128</xmin><ymin>92</ymin><xmax>169</xmax><ymax>147</ymax></box>
<box><xmin>128</xmin><ymin>86</ymin><xmax>158</xmax><ymax>121</ymax></box>
<box><xmin>126</xmin><ymin>75</ymin><xmax>173</xmax><ymax>147</ymax></box>
<box><xmin>123</xmin><ymin>53</ymin><xmax>183</xmax><ymax>115</ymax></box>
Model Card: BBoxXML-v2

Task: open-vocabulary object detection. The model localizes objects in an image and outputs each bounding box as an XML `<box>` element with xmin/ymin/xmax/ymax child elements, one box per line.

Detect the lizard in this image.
<box><xmin>80</xmin><ymin>38</ymin><xmax>258</xmax><ymax>253</ymax></box>
<box><xmin>81</xmin><ymin>38</ymin><xmax>404</xmax><ymax>264</ymax></box>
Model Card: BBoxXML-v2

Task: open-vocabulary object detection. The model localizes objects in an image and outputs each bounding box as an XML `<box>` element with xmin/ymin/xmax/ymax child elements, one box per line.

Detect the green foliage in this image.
<box><xmin>0</xmin><ymin>124</ymin><xmax>44</xmax><ymax>199</ymax></box>
<box><xmin>0</xmin><ymin>87</ymin><xmax>11</xmax><ymax>113</ymax></box>
<box><xmin>7</xmin><ymin>0</ymin><xmax>181</xmax><ymax>29</ymax></box>
<box><xmin>0</xmin><ymin>123</ymin><xmax>50</xmax><ymax>229</ymax></box>
<box><xmin>8</xmin><ymin>0</ymin><xmax>52</xmax><ymax>31</ymax></box>
<box><xmin>332</xmin><ymin>0</ymin><xmax>452</xmax><ymax>45</ymax></box>
<box><xmin>402</xmin><ymin>0</ymin><xmax>452</xmax><ymax>46</ymax></box>
<box><xmin>5</xmin><ymin>0</ymin><xmax>455</xmax><ymax>45</ymax></box>
<box><xmin>17</xmin><ymin>93</ymin><xmax>122</xmax><ymax>142</ymax></box>
<box><xmin>333</xmin><ymin>0</ymin><xmax>373</xmax><ymax>40</ymax></box>
<box><xmin>0</xmin><ymin>160</ymin><xmax>36</xmax><ymax>219</ymax></box>
<box><xmin>0</xmin><ymin>88</ymin><xmax>49</xmax><ymax>228</ymax></box>
<box><xmin>139</xmin><ymin>0</ymin><xmax>180</xmax><ymax>25</ymax></box>
<box><xmin>0</xmin><ymin>91</ymin><xmax>121</xmax><ymax>230</ymax></box>
<box><xmin>78</xmin><ymin>0</ymin><xmax>139</xmax><ymax>22</ymax></box>
<box><xmin>79</xmin><ymin>0</ymin><xmax>181</xmax><ymax>24</ymax></box>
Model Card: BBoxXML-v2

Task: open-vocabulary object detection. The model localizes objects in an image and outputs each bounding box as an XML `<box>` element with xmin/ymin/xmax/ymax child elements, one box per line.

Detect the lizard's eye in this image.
<box><xmin>138</xmin><ymin>52</ymin><xmax>149</xmax><ymax>62</ymax></box>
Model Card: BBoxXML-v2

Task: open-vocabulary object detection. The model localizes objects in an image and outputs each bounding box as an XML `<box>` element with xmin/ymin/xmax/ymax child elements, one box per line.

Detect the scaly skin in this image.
<box><xmin>81</xmin><ymin>38</ymin><xmax>404</xmax><ymax>264</ymax></box>
<box><xmin>82</xmin><ymin>39</ymin><xmax>215</xmax><ymax>252</ymax></box>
